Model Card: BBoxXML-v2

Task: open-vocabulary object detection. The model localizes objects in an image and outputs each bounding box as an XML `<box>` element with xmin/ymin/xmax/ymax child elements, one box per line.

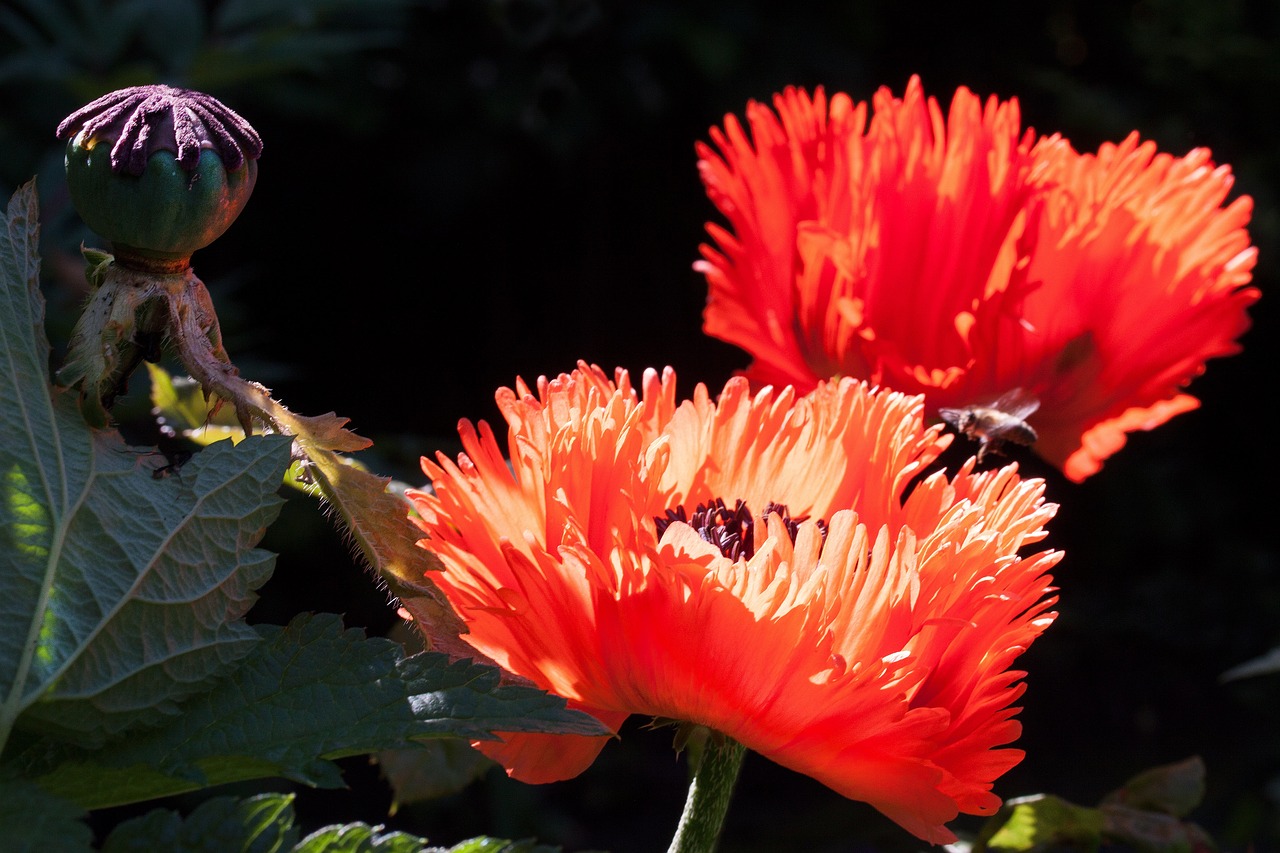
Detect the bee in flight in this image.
<box><xmin>938</xmin><ymin>388</ymin><xmax>1040</xmax><ymax>463</ymax></box>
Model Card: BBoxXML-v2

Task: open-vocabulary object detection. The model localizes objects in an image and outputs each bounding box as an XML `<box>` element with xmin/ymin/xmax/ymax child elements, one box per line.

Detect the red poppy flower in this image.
<box><xmin>695</xmin><ymin>76</ymin><xmax>1258</xmax><ymax>481</ymax></box>
<box><xmin>407</xmin><ymin>363</ymin><xmax>1060</xmax><ymax>844</ymax></box>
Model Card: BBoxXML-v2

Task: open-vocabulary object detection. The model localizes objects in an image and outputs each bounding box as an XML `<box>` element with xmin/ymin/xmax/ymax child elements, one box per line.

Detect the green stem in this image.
<box><xmin>667</xmin><ymin>736</ymin><xmax>747</xmax><ymax>853</ymax></box>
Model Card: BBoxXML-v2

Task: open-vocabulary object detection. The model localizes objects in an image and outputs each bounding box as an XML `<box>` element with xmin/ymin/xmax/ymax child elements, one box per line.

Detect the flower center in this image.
<box><xmin>655</xmin><ymin>498</ymin><xmax>826</xmax><ymax>560</ymax></box>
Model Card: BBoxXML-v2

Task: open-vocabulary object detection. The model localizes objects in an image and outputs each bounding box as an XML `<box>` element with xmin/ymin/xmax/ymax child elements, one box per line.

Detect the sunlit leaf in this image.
<box><xmin>295</xmin><ymin>822</ymin><xmax>429</xmax><ymax>853</ymax></box>
<box><xmin>976</xmin><ymin>794</ymin><xmax>1105</xmax><ymax>851</ymax></box>
<box><xmin>1</xmin><ymin>181</ymin><xmax>290</xmax><ymax>748</ymax></box>
<box><xmin>977</xmin><ymin>759</ymin><xmax>1217</xmax><ymax>852</ymax></box>
<box><xmin>437</xmin><ymin>839</ymin><xmax>565</xmax><ymax>853</ymax></box>
<box><xmin>147</xmin><ymin>363</ymin><xmax>248</xmax><ymax>448</ymax></box>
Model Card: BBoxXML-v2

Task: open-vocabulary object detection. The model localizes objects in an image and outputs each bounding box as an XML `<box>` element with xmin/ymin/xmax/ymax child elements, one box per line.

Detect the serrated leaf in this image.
<box><xmin>295</xmin><ymin>823</ymin><xmax>429</xmax><ymax>853</ymax></box>
<box><xmin>303</xmin><ymin>452</ymin><xmax>453</xmax><ymax>598</ymax></box>
<box><xmin>0</xmin><ymin>775</ymin><xmax>93</xmax><ymax>853</ymax></box>
<box><xmin>26</xmin><ymin>613</ymin><xmax>609</xmax><ymax>809</ymax></box>
<box><xmin>294</xmin><ymin>827</ymin><xmax>567</xmax><ymax>853</ymax></box>
<box><xmin>374</xmin><ymin>624</ymin><xmax>496</xmax><ymax>807</ymax></box>
<box><xmin>439</xmin><ymin>839</ymin><xmax>566</xmax><ymax>853</ymax></box>
<box><xmin>102</xmin><ymin>792</ymin><xmax>299</xmax><ymax>853</ymax></box>
<box><xmin>1</xmin><ymin>182</ymin><xmax>291</xmax><ymax>748</ymax></box>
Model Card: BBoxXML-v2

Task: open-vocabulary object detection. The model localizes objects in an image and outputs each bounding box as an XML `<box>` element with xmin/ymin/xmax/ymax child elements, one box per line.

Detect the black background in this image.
<box><xmin>3</xmin><ymin>2</ymin><xmax>1278</xmax><ymax>850</ymax></box>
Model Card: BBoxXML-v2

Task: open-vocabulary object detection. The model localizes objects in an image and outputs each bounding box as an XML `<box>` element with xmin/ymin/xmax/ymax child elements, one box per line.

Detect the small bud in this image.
<box><xmin>57</xmin><ymin>85</ymin><xmax>262</xmax><ymax>273</ymax></box>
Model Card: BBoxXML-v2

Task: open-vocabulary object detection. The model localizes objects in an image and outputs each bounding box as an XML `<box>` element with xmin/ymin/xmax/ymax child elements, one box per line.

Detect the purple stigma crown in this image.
<box><xmin>56</xmin><ymin>85</ymin><xmax>263</xmax><ymax>177</ymax></box>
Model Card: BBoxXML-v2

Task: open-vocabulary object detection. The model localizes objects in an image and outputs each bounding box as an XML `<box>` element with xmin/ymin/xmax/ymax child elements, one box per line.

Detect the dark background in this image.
<box><xmin>2</xmin><ymin>2</ymin><xmax>1277</xmax><ymax>850</ymax></box>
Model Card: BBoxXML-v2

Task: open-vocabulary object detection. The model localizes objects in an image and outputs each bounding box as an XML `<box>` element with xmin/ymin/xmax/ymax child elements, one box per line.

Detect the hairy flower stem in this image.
<box><xmin>156</xmin><ymin>268</ymin><xmax>350</xmax><ymax>446</ymax></box>
<box><xmin>667</xmin><ymin>735</ymin><xmax>746</xmax><ymax>853</ymax></box>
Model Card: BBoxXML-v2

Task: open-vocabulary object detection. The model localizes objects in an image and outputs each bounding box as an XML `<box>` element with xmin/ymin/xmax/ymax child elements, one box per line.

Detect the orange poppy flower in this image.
<box><xmin>695</xmin><ymin>76</ymin><xmax>1258</xmax><ymax>481</ymax></box>
<box><xmin>407</xmin><ymin>362</ymin><xmax>1060</xmax><ymax>844</ymax></box>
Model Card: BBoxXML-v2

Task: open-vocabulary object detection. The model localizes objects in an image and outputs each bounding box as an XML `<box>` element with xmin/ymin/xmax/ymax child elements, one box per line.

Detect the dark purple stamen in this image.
<box><xmin>760</xmin><ymin>501</ymin><xmax>828</xmax><ymax>545</ymax></box>
<box><xmin>655</xmin><ymin>499</ymin><xmax>827</xmax><ymax>561</ymax></box>
<box><xmin>56</xmin><ymin>85</ymin><xmax>263</xmax><ymax>177</ymax></box>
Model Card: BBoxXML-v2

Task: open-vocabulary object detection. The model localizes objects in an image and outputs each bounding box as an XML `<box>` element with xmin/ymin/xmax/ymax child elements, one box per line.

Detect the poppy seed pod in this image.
<box><xmin>57</xmin><ymin>85</ymin><xmax>263</xmax><ymax>272</ymax></box>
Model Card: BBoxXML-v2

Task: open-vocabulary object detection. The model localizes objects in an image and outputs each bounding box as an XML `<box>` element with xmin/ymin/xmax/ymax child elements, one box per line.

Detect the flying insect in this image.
<box><xmin>938</xmin><ymin>388</ymin><xmax>1040</xmax><ymax>462</ymax></box>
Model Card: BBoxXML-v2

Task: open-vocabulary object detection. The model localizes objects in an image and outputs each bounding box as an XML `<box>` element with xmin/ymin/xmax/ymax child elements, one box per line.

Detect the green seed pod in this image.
<box><xmin>57</xmin><ymin>85</ymin><xmax>263</xmax><ymax>273</ymax></box>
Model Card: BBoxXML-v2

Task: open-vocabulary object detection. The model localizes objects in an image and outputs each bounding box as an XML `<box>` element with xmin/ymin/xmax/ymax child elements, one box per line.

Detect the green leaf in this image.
<box><xmin>0</xmin><ymin>180</ymin><xmax>290</xmax><ymax>749</ymax></box>
<box><xmin>295</xmin><ymin>823</ymin><xmax>428</xmax><ymax>853</ymax></box>
<box><xmin>26</xmin><ymin>613</ymin><xmax>609</xmax><ymax>809</ymax></box>
<box><xmin>0</xmin><ymin>775</ymin><xmax>93</xmax><ymax>853</ymax></box>
<box><xmin>977</xmin><ymin>794</ymin><xmax>1106</xmax><ymax>851</ymax></box>
<box><xmin>102</xmin><ymin>792</ymin><xmax>299</xmax><ymax>853</ymax></box>
<box><xmin>147</xmin><ymin>362</ymin><xmax>248</xmax><ymax>448</ymax></box>
<box><xmin>436</xmin><ymin>839</ymin><xmax>566</xmax><ymax>853</ymax></box>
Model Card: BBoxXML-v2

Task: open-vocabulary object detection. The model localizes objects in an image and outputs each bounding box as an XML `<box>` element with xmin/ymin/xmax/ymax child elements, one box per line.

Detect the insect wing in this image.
<box><xmin>989</xmin><ymin>388</ymin><xmax>1040</xmax><ymax>421</ymax></box>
